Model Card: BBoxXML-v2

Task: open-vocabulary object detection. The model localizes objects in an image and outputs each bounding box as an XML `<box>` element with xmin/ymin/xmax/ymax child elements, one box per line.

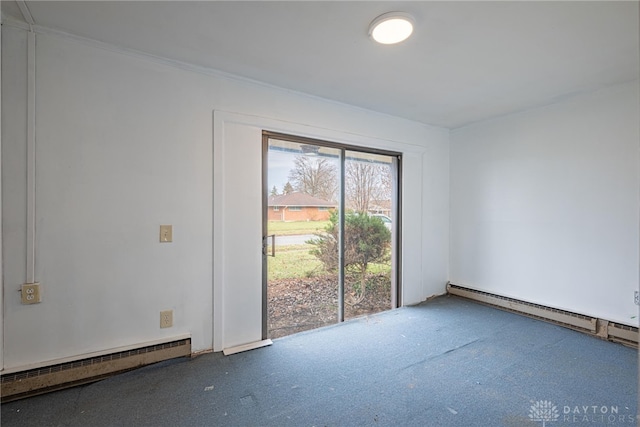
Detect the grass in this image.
<box><xmin>268</xmin><ymin>220</ymin><xmax>330</xmax><ymax>236</ymax></box>
<box><xmin>268</xmin><ymin>244</ymin><xmax>323</xmax><ymax>280</ymax></box>
<box><xmin>363</xmin><ymin>262</ymin><xmax>392</xmax><ymax>275</ymax></box>
<box><xmin>268</xmin><ymin>243</ymin><xmax>392</xmax><ymax>281</ymax></box>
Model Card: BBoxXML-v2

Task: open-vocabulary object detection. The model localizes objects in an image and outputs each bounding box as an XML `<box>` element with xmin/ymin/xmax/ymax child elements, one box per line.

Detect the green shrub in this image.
<box><xmin>307</xmin><ymin>210</ymin><xmax>391</xmax><ymax>304</ymax></box>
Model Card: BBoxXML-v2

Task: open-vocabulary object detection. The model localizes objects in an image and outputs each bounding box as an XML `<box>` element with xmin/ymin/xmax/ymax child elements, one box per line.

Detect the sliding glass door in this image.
<box><xmin>263</xmin><ymin>132</ymin><xmax>401</xmax><ymax>339</ymax></box>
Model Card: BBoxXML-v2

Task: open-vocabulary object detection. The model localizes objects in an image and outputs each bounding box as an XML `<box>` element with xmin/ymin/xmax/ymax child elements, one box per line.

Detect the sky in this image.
<box><xmin>268</xmin><ymin>149</ymin><xmax>296</xmax><ymax>194</ymax></box>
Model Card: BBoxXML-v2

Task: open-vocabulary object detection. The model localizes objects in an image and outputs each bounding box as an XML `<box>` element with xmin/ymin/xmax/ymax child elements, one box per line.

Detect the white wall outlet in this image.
<box><xmin>21</xmin><ymin>283</ymin><xmax>42</xmax><ymax>304</ymax></box>
<box><xmin>160</xmin><ymin>310</ymin><xmax>173</xmax><ymax>328</ymax></box>
<box><xmin>634</xmin><ymin>291</ymin><xmax>639</xmax><ymax>306</ymax></box>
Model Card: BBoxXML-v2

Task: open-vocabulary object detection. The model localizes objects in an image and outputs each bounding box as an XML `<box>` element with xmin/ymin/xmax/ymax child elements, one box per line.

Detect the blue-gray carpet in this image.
<box><xmin>2</xmin><ymin>295</ymin><xmax>637</xmax><ymax>426</ymax></box>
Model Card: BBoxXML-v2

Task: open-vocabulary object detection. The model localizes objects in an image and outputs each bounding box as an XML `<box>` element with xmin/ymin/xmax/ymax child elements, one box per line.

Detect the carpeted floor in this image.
<box><xmin>2</xmin><ymin>295</ymin><xmax>637</xmax><ymax>426</ymax></box>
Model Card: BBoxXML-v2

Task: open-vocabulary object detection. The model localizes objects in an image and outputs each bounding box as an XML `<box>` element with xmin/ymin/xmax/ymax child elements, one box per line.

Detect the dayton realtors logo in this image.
<box><xmin>562</xmin><ymin>404</ymin><xmax>636</xmax><ymax>424</ymax></box>
<box><xmin>529</xmin><ymin>400</ymin><xmax>636</xmax><ymax>425</ymax></box>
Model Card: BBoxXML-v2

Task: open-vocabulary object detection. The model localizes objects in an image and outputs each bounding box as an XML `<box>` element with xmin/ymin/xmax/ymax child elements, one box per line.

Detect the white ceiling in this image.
<box><xmin>2</xmin><ymin>1</ymin><xmax>638</xmax><ymax>129</ymax></box>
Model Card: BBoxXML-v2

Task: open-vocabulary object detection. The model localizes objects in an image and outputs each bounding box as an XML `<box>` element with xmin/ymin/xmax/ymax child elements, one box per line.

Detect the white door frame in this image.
<box><xmin>212</xmin><ymin>110</ymin><xmax>426</xmax><ymax>352</ymax></box>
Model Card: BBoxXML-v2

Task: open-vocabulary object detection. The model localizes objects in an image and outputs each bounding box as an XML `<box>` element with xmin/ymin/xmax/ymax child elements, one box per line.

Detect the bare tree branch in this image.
<box><xmin>288</xmin><ymin>156</ymin><xmax>338</xmax><ymax>201</ymax></box>
<box><xmin>345</xmin><ymin>161</ymin><xmax>391</xmax><ymax>213</ymax></box>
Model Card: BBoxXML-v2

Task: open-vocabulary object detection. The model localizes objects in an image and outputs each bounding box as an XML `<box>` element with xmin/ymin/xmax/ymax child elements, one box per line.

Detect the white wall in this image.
<box><xmin>1</xmin><ymin>25</ymin><xmax>450</xmax><ymax>370</ymax></box>
<box><xmin>450</xmin><ymin>81</ymin><xmax>639</xmax><ymax>326</ymax></box>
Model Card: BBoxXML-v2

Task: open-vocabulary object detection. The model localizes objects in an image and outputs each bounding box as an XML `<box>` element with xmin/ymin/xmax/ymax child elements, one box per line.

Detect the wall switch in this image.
<box><xmin>21</xmin><ymin>283</ymin><xmax>42</xmax><ymax>304</ymax></box>
<box><xmin>635</xmin><ymin>291</ymin><xmax>639</xmax><ymax>306</ymax></box>
<box><xmin>160</xmin><ymin>225</ymin><xmax>173</xmax><ymax>243</ymax></box>
<box><xmin>160</xmin><ymin>310</ymin><xmax>173</xmax><ymax>328</ymax></box>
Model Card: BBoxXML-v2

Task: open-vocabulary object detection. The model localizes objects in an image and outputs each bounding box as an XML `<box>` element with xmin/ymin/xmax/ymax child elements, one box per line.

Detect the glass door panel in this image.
<box><xmin>265</xmin><ymin>138</ymin><xmax>341</xmax><ymax>339</ymax></box>
<box><xmin>343</xmin><ymin>151</ymin><xmax>396</xmax><ymax>320</ymax></box>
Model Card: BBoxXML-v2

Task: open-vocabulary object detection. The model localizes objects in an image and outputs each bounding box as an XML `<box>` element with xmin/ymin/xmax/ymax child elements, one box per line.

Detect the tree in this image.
<box><xmin>270</xmin><ymin>186</ymin><xmax>279</xmax><ymax>197</ymax></box>
<box><xmin>308</xmin><ymin>210</ymin><xmax>391</xmax><ymax>305</ymax></box>
<box><xmin>288</xmin><ymin>155</ymin><xmax>337</xmax><ymax>201</ymax></box>
<box><xmin>282</xmin><ymin>182</ymin><xmax>294</xmax><ymax>194</ymax></box>
<box><xmin>345</xmin><ymin>161</ymin><xmax>392</xmax><ymax>213</ymax></box>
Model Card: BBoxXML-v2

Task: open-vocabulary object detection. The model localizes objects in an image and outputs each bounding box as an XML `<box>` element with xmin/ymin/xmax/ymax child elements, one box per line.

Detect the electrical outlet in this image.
<box><xmin>160</xmin><ymin>310</ymin><xmax>173</xmax><ymax>328</ymax></box>
<box><xmin>159</xmin><ymin>225</ymin><xmax>172</xmax><ymax>243</ymax></box>
<box><xmin>21</xmin><ymin>283</ymin><xmax>42</xmax><ymax>304</ymax></box>
<box><xmin>634</xmin><ymin>291</ymin><xmax>639</xmax><ymax>306</ymax></box>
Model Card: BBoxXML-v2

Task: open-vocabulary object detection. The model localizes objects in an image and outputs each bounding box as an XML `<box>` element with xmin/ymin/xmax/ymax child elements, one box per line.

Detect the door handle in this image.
<box><xmin>263</xmin><ymin>234</ymin><xmax>276</xmax><ymax>257</ymax></box>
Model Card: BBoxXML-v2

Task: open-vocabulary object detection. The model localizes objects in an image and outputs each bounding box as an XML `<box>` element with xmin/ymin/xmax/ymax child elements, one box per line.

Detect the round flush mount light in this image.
<box><xmin>369</xmin><ymin>12</ymin><xmax>415</xmax><ymax>45</ymax></box>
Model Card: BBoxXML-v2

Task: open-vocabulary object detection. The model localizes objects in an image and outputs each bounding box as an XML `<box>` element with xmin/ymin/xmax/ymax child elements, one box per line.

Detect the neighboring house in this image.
<box><xmin>268</xmin><ymin>192</ymin><xmax>337</xmax><ymax>221</ymax></box>
<box><xmin>367</xmin><ymin>199</ymin><xmax>392</xmax><ymax>218</ymax></box>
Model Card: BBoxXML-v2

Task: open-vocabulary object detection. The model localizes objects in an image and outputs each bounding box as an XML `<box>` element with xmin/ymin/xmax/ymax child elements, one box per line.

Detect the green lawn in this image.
<box><xmin>267</xmin><ymin>220</ymin><xmax>330</xmax><ymax>236</ymax></box>
<box><xmin>268</xmin><ymin>243</ymin><xmax>391</xmax><ymax>281</ymax></box>
<box><xmin>268</xmin><ymin>244</ymin><xmax>323</xmax><ymax>280</ymax></box>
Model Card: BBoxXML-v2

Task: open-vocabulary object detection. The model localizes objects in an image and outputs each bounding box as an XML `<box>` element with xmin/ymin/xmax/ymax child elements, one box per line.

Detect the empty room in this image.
<box><xmin>1</xmin><ymin>1</ymin><xmax>638</xmax><ymax>426</ymax></box>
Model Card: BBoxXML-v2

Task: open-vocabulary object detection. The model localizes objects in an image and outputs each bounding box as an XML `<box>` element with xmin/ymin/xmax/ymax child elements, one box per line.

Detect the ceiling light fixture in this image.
<box><xmin>369</xmin><ymin>12</ymin><xmax>415</xmax><ymax>45</ymax></box>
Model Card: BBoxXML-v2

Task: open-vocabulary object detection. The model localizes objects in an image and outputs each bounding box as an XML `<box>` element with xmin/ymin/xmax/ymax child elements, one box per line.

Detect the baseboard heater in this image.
<box><xmin>447</xmin><ymin>283</ymin><xmax>638</xmax><ymax>348</ymax></box>
<box><xmin>1</xmin><ymin>337</ymin><xmax>191</xmax><ymax>403</ymax></box>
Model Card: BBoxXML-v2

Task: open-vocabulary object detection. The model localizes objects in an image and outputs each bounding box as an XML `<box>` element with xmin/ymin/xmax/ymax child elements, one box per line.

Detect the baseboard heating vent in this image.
<box><xmin>447</xmin><ymin>284</ymin><xmax>638</xmax><ymax>348</ymax></box>
<box><xmin>1</xmin><ymin>338</ymin><xmax>191</xmax><ymax>403</ymax></box>
<box><xmin>607</xmin><ymin>323</ymin><xmax>639</xmax><ymax>347</ymax></box>
<box><xmin>447</xmin><ymin>283</ymin><xmax>598</xmax><ymax>332</ymax></box>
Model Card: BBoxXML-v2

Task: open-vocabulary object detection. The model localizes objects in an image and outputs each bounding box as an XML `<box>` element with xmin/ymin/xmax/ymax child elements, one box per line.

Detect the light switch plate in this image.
<box><xmin>21</xmin><ymin>283</ymin><xmax>42</xmax><ymax>304</ymax></box>
<box><xmin>160</xmin><ymin>225</ymin><xmax>172</xmax><ymax>243</ymax></box>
